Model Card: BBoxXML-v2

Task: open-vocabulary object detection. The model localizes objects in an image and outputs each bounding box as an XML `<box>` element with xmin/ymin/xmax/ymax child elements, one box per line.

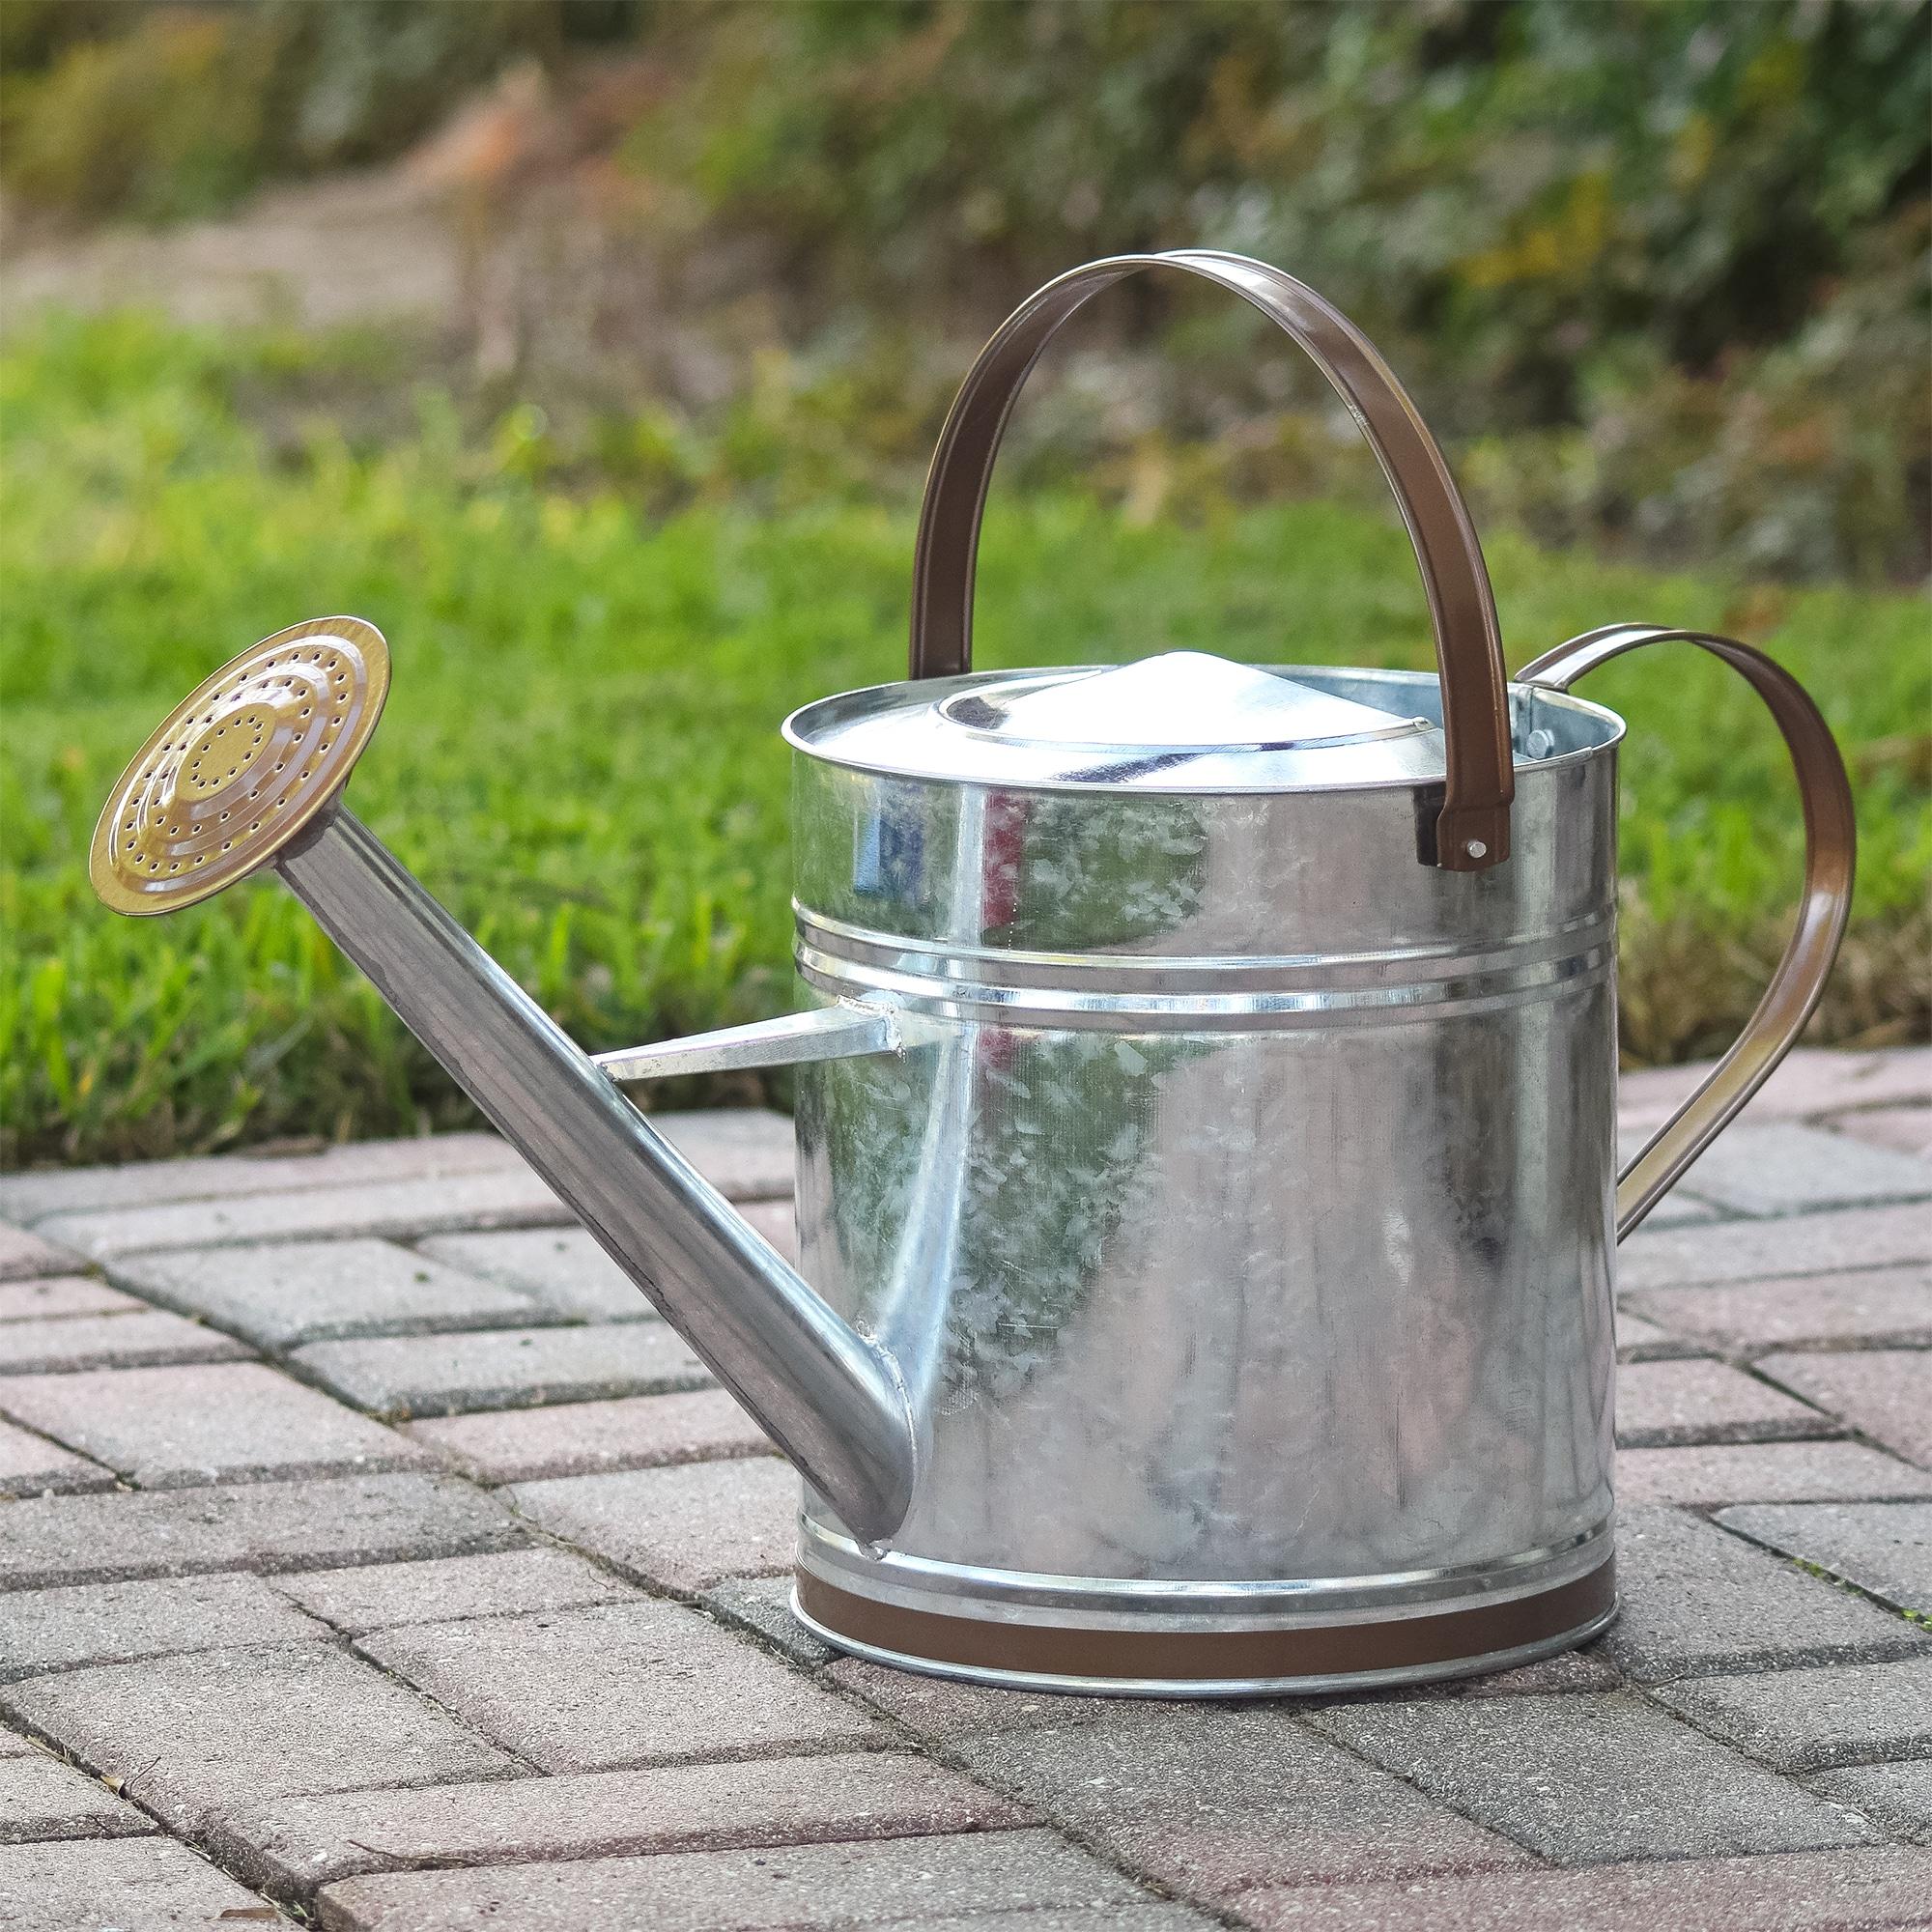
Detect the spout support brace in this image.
<box><xmin>596</xmin><ymin>1005</ymin><xmax>936</xmax><ymax>1085</ymax></box>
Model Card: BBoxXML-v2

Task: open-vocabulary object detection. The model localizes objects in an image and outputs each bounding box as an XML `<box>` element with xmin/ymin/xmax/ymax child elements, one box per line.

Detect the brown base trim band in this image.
<box><xmin>798</xmin><ymin>1559</ymin><xmax>1615</xmax><ymax>1684</ymax></box>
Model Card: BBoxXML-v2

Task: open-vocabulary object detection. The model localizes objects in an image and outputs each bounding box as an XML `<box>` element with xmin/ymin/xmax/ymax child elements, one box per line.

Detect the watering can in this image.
<box><xmin>91</xmin><ymin>252</ymin><xmax>1855</xmax><ymax>1693</ymax></box>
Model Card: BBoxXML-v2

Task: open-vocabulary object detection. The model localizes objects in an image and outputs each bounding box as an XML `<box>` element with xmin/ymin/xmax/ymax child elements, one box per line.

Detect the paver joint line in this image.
<box><xmin>0</xmin><ymin>1058</ymin><xmax>1922</xmax><ymax>1923</ymax></box>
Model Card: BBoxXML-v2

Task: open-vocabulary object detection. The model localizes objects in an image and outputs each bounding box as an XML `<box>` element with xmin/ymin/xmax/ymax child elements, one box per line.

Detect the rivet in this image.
<box><xmin>1464</xmin><ymin>838</ymin><xmax>1488</xmax><ymax>859</ymax></box>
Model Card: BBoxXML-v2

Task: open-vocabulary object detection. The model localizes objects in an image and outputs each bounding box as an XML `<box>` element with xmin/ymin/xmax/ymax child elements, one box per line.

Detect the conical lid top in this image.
<box><xmin>961</xmin><ymin>650</ymin><xmax>1424</xmax><ymax>751</ymax></box>
<box><xmin>785</xmin><ymin>650</ymin><xmax>1459</xmax><ymax>792</ymax></box>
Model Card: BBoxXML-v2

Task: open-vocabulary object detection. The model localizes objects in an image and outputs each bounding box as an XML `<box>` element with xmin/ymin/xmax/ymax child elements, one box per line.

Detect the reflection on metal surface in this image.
<box><xmin>791</xmin><ymin>664</ymin><xmax>1624</xmax><ymax>1681</ymax></box>
<box><xmin>929</xmin><ymin>652</ymin><xmax>1444</xmax><ymax>781</ymax></box>
<box><xmin>860</xmin><ymin>787</ymin><xmax>992</xmax><ymax>1427</ymax></box>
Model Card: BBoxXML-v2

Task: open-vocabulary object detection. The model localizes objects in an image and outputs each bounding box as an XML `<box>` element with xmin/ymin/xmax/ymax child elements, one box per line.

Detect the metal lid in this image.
<box><xmin>786</xmin><ymin>651</ymin><xmax>1449</xmax><ymax>793</ymax></box>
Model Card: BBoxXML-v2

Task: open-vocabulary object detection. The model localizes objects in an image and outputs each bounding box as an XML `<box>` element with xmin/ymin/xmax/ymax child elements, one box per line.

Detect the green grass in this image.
<box><xmin>3</xmin><ymin>312</ymin><xmax>1927</xmax><ymax>1167</ymax></box>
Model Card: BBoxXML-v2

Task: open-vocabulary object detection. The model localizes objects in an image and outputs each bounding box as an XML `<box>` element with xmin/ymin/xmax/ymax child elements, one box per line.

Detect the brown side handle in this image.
<box><xmin>909</xmin><ymin>249</ymin><xmax>1516</xmax><ymax>871</ymax></box>
<box><xmin>1517</xmin><ymin>624</ymin><xmax>1857</xmax><ymax>1238</ymax></box>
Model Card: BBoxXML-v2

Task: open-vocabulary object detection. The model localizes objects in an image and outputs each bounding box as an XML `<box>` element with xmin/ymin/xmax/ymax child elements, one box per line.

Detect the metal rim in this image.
<box><xmin>782</xmin><ymin>665</ymin><xmax>1627</xmax><ymax>797</ymax></box>
<box><xmin>795</xmin><ymin>1559</ymin><xmax>1615</xmax><ymax>1690</ymax></box>
<box><xmin>794</xmin><ymin>1591</ymin><xmax>1619</xmax><ymax>1698</ymax></box>
<box><xmin>90</xmin><ymin>617</ymin><xmax>389</xmax><ymax>917</ymax></box>
<box><xmin>802</xmin><ymin>1516</ymin><xmax>1610</xmax><ymax>1622</ymax></box>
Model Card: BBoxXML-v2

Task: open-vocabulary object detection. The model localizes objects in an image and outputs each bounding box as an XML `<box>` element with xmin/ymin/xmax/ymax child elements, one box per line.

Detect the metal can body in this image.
<box><xmin>786</xmin><ymin>667</ymin><xmax>1625</xmax><ymax>1692</ymax></box>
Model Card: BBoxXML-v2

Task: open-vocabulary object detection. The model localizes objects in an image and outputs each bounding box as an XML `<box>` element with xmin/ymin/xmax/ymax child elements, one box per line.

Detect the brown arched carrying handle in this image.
<box><xmin>908</xmin><ymin>249</ymin><xmax>1516</xmax><ymax>871</ymax></box>
<box><xmin>1517</xmin><ymin>625</ymin><xmax>1857</xmax><ymax>1238</ymax></box>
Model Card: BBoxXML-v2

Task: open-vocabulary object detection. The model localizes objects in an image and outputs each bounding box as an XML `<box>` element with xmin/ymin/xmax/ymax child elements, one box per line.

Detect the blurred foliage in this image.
<box><xmin>2</xmin><ymin>0</ymin><xmax>1927</xmax><ymax>582</ymax></box>
<box><xmin>2</xmin><ymin>313</ymin><xmax>1925</xmax><ymax>1165</ymax></box>
<box><xmin>634</xmin><ymin>1</ymin><xmax>1925</xmax><ymax>380</ymax></box>
<box><xmin>626</xmin><ymin>0</ymin><xmax>1932</xmax><ymax>581</ymax></box>
<box><xmin>0</xmin><ymin>0</ymin><xmax>612</xmax><ymax>221</ymax></box>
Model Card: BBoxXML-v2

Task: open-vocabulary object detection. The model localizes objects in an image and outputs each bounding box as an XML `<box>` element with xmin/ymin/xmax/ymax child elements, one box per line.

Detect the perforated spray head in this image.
<box><xmin>90</xmin><ymin>617</ymin><xmax>389</xmax><ymax>917</ymax></box>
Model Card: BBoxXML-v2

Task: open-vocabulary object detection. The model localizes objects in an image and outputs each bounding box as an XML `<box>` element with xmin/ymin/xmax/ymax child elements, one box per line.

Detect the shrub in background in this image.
<box><xmin>3</xmin><ymin>0</ymin><xmax>1926</xmax><ymax>582</ymax></box>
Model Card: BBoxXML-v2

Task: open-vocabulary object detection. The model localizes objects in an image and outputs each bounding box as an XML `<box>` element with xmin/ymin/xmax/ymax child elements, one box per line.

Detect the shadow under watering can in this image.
<box><xmin>92</xmin><ymin>250</ymin><xmax>1854</xmax><ymax>1695</ymax></box>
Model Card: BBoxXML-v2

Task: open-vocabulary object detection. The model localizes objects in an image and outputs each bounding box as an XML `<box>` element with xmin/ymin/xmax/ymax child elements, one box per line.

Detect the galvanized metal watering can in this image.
<box><xmin>93</xmin><ymin>252</ymin><xmax>1855</xmax><ymax>1694</ymax></box>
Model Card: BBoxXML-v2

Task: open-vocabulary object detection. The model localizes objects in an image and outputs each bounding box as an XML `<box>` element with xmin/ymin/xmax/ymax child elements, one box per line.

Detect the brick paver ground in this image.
<box><xmin>0</xmin><ymin>1046</ymin><xmax>1924</xmax><ymax>1927</ymax></box>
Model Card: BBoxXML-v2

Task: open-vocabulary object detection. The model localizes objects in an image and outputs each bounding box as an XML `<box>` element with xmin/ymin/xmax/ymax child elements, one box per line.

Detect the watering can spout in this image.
<box><xmin>86</xmin><ymin>619</ymin><xmax>918</xmax><ymax>1544</ymax></box>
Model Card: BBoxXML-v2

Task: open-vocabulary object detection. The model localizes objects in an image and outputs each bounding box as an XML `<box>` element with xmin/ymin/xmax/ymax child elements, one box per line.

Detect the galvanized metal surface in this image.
<box><xmin>784</xmin><ymin>666</ymin><xmax>1624</xmax><ymax>1678</ymax></box>
<box><xmin>596</xmin><ymin>1004</ymin><xmax>939</xmax><ymax>1085</ymax></box>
